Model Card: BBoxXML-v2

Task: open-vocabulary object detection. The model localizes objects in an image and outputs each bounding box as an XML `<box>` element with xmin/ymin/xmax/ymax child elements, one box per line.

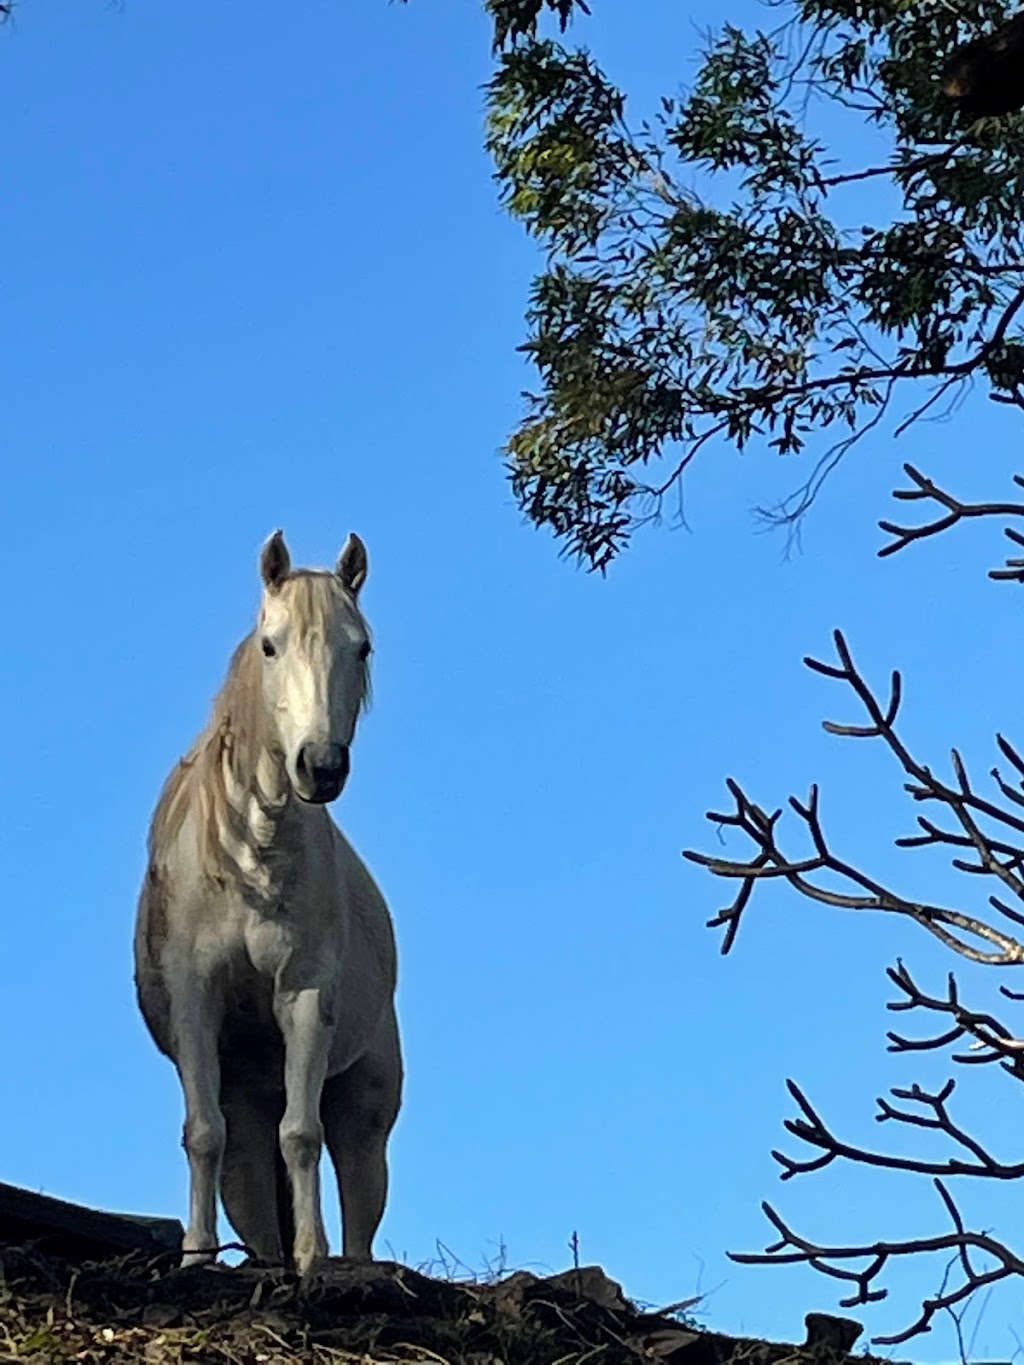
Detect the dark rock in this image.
<box><xmin>804</xmin><ymin>1312</ymin><xmax>863</xmax><ymax>1352</ymax></box>
<box><xmin>543</xmin><ymin>1265</ymin><xmax>631</xmax><ymax>1312</ymax></box>
<box><xmin>0</xmin><ymin>1181</ymin><xmax>182</xmax><ymax>1262</ymax></box>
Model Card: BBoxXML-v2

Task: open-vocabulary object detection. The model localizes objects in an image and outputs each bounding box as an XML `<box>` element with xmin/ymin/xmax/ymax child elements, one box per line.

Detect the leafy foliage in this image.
<box><xmin>486</xmin><ymin>0</ymin><xmax>592</xmax><ymax>50</ymax></box>
<box><xmin>486</xmin><ymin>2</ymin><xmax>1024</xmax><ymax>569</ymax></box>
<box><xmin>398</xmin><ymin>0</ymin><xmax>590</xmax><ymax>51</ymax></box>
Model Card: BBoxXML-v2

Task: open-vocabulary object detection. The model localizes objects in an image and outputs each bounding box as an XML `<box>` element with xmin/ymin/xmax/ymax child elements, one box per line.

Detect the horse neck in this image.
<box><xmin>226</xmin><ymin>729</ymin><xmax>288</xmax><ymax>823</ymax></box>
<box><xmin>212</xmin><ymin>729</ymin><xmax>306</xmax><ymax>900</ymax></box>
<box><xmin>209</xmin><ymin>652</ymin><xmax>302</xmax><ymax>897</ymax></box>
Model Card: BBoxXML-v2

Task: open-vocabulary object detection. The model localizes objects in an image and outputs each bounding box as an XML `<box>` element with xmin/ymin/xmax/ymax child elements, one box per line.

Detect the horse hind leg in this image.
<box><xmin>220</xmin><ymin>1084</ymin><xmax>294</xmax><ymax>1265</ymax></box>
<box><xmin>321</xmin><ymin>1013</ymin><xmax>403</xmax><ymax>1261</ymax></box>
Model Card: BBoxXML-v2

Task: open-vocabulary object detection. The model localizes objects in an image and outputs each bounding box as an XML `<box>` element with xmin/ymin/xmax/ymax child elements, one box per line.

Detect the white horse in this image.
<box><xmin>135</xmin><ymin>530</ymin><xmax>402</xmax><ymax>1275</ymax></box>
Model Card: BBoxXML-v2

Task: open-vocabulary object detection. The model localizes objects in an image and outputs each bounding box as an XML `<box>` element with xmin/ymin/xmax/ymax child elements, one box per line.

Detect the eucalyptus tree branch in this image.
<box><xmin>633</xmin><ymin>286</ymin><xmax>1024</xmax><ymax>559</ymax></box>
<box><xmin>730</xmin><ymin>1179</ymin><xmax>1024</xmax><ymax>1346</ymax></box>
<box><xmin>684</xmin><ymin>630</ymin><xmax>1024</xmax><ymax>963</ymax></box>
<box><xmin>817</xmin><ymin>149</ymin><xmax>954</xmax><ymax>189</ymax></box>
<box><xmin>714</xmin><ymin>284</ymin><xmax>1024</xmax><ymax>417</ymax></box>
<box><xmin>634</xmin><ymin>419</ymin><xmax>730</xmax><ymax>510</ymax></box>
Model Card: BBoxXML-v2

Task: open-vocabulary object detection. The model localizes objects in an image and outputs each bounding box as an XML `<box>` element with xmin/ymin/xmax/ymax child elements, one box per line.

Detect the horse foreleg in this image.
<box><xmin>274</xmin><ymin>986</ymin><xmax>331</xmax><ymax>1276</ymax></box>
<box><xmin>173</xmin><ymin>992</ymin><xmax>225</xmax><ymax>1267</ymax></box>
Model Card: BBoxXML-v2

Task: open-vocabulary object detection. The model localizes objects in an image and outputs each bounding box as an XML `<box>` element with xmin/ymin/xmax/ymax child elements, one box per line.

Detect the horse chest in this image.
<box><xmin>242</xmin><ymin>909</ymin><xmax>296</xmax><ymax>978</ymax></box>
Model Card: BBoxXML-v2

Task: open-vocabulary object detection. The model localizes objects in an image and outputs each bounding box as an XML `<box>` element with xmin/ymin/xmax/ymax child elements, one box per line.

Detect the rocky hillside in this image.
<box><xmin>0</xmin><ymin>1245</ymin><xmax>878</xmax><ymax>1365</ymax></box>
<box><xmin>0</xmin><ymin>1182</ymin><xmax>878</xmax><ymax>1365</ymax></box>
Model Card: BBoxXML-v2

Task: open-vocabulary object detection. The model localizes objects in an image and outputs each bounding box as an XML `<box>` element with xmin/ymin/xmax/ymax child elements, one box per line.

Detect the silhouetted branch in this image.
<box><xmin>879</xmin><ymin>463</ymin><xmax>1024</xmax><ymax>579</ymax></box>
<box><xmin>775</xmin><ymin>1071</ymin><xmax>1024</xmax><ymax>1182</ymax></box>
<box><xmin>991</xmin><ymin>525</ymin><xmax>1024</xmax><ymax>583</ymax></box>
<box><xmin>731</xmin><ymin>1179</ymin><xmax>1024</xmax><ymax>1345</ymax></box>
<box><xmin>689</xmin><ymin>630</ymin><xmax>1024</xmax><ymax>1344</ymax></box>
<box><xmin>817</xmin><ymin>149</ymin><xmax>954</xmax><ymax>189</ymax></box>
<box><xmin>887</xmin><ymin>960</ymin><xmax>1024</xmax><ymax>1077</ymax></box>
<box><xmin>684</xmin><ymin>630</ymin><xmax>1024</xmax><ymax>963</ymax></box>
<box><xmin>741</xmin><ymin>283</ymin><xmax>1024</xmax><ymax>410</ymax></box>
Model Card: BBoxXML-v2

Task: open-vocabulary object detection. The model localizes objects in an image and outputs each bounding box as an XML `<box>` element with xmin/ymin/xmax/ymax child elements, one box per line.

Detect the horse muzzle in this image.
<box><xmin>295</xmin><ymin>742</ymin><xmax>350</xmax><ymax>804</ymax></box>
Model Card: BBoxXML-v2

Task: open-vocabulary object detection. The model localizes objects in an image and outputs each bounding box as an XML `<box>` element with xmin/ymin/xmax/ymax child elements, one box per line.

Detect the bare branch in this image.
<box><xmin>879</xmin><ymin>464</ymin><xmax>1024</xmax><ymax>573</ymax></box>
<box><xmin>886</xmin><ymin>961</ymin><xmax>1024</xmax><ymax>1077</ymax></box>
<box><xmin>730</xmin><ymin>1180</ymin><xmax>1024</xmax><ymax>1346</ymax></box>
<box><xmin>689</xmin><ymin>632</ymin><xmax>1024</xmax><ymax>1345</ymax></box>
<box><xmin>991</xmin><ymin>524</ymin><xmax>1024</xmax><ymax>584</ymax></box>
<box><xmin>685</xmin><ymin>631</ymin><xmax>1024</xmax><ymax>963</ymax></box>
<box><xmin>774</xmin><ymin>1070</ymin><xmax>1024</xmax><ymax>1181</ymax></box>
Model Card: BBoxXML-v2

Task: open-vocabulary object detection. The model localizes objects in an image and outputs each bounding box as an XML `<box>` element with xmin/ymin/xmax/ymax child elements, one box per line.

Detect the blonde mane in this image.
<box><xmin>148</xmin><ymin>571</ymin><xmax>371</xmax><ymax>887</ymax></box>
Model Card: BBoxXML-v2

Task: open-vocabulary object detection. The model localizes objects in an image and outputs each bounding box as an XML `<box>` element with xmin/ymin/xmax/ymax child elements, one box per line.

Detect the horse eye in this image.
<box><xmin>261</xmin><ymin>637</ymin><xmax>277</xmax><ymax>659</ymax></box>
<box><xmin>358</xmin><ymin>641</ymin><xmax>372</xmax><ymax>662</ymax></box>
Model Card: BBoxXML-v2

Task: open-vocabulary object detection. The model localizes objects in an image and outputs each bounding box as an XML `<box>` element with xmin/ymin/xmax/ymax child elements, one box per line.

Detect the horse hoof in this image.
<box><xmin>180</xmin><ymin>1251</ymin><xmax>218</xmax><ymax>1270</ymax></box>
<box><xmin>294</xmin><ymin>1247</ymin><xmax>328</xmax><ymax>1279</ymax></box>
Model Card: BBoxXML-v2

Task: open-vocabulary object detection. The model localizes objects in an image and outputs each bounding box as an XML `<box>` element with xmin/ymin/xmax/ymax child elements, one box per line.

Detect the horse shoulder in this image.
<box><xmin>330</xmin><ymin>823</ymin><xmax>397</xmax><ymax>984</ymax></box>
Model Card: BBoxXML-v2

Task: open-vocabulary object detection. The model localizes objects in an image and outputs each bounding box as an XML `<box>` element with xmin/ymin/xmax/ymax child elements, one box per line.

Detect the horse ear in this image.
<box><xmin>260</xmin><ymin>530</ymin><xmax>291</xmax><ymax>591</ymax></box>
<box><xmin>336</xmin><ymin>533</ymin><xmax>368</xmax><ymax>597</ymax></box>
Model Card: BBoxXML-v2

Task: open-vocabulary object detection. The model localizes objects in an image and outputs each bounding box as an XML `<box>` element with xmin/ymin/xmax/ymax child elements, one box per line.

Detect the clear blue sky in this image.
<box><xmin>3</xmin><ymin>3</ymin><xmax>1024</xmax><ymax>1360</ymax></box>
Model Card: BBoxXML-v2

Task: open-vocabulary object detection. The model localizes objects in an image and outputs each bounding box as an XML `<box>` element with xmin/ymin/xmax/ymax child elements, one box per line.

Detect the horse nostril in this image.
<box><xmin>297</xmin><ymin>743</ymin><xmax>349</xmax><ymax>789</ymax></box>
<box><xmin>296</xmin><ymin>745</ymin><xmax>311</xmax><ymax>783</ymax></box>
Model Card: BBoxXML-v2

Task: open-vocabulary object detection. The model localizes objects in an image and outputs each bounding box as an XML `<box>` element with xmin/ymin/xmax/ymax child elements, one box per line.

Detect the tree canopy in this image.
<box><xmin>485</xmin><ymin>2</ymin><xmax>1024</xmax><ymax>1346</ymax></box>
<box><xmin>485</xmin><ymin>0</ymin><xmax>1024</xmax><ymax>569</ymax></box>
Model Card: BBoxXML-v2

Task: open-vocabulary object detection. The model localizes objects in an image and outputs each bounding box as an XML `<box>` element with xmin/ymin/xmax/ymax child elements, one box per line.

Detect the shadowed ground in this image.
<box><xmin>0</xmin><ymin>1243</ymin><xmax>880</xmax><ymax>1365</ymax></box>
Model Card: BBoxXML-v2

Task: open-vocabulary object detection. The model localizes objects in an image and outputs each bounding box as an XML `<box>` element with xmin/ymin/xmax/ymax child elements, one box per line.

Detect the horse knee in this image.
<box><xmin>357</xmin><ymin>1098</ymin><xmax>397</xmax><ymax>1140</ymax></box>
<box><xmin>280</xmin><ymin>1119</ymin><xmax>323</xmax><ymax>1171</ymax></box>
<box><xmin>182</xmin><ymin>1113</ymin><xmax>226</xmax><ymax>1163</ymax></box>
